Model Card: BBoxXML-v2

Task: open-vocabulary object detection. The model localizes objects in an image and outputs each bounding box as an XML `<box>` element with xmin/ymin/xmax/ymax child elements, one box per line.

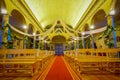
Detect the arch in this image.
<box><xmin>92</xmin><ymin>9</ymin><xmax>107</xmax><ymax>29</ymax></box>
<box><xmin>52</xmin><ymin>35</ymin><xmax>66</xmax><ymax>43</ymax></box>
<box><xmin>114</xmin><ymin>0</ymin><xmax>120</xmax><ymax>26</ymax></box>
<box><xmin>28</xmin><ymin>24</ymin><xmax>34</xmax><ymax>34</ymax></box>
<box><xmin>9</xmin><ymin>9</ymin><xmax>26</xmax><ymax>32</ymax></box>
<box><xmin>52</xmin><ymin>35</ymin><xmax>66</xmax><ymax>55</ymax></box>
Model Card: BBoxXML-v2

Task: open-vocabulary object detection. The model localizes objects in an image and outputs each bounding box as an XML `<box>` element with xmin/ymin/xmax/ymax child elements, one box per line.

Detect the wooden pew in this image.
<box><xmin>64</xmin><ymin>49</ymin><xmax>120</xmax><ymax>76</ymax></box>
<box><xmin>0</xmin><ymin>49</ymin><xmax>54</xmax><ymax>77</ymax></box>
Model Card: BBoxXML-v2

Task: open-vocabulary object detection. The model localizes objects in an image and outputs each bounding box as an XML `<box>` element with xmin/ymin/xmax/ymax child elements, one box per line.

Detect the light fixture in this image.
<box><xmin>90</xmin><ymin>25</ymin><xmax>94</xmax><ymax>29</ymax></box>
<box><xmin>74</xmin><ymin>37</ymin><xmax>79</xmax><ymax>40</ymax></box>
<box><xmin>33</xmin><ymin>32</ymin><xmax>36</xmax><ymax>35</ymax></box>
<box><xmin>23</xmin><ymin>25</ymin><xmax>27</xmax><ymax>29</ymax></box>
<box><xmin>109</xmin><ymin>9</ymin><xmax>115</xmax><ymax>16</ymax></box>
<box><xmin>44</xmin><ymin>40</ymin><xmax>46</xmax><ymax>43</ymax></box>
<box><xmin>1</xmin><ymin>8</ymin><xmax>7</xmax><ymax>14</ymax></box>
<box><xmin>74</xmin><ymin>38</ymin><xmax>77</xmax><ymax>41</ymax></box>
<box><xmin>82</xmin><ymin>32</ymin><xmax>85</xmax><ymax>35</ymax></box>
<box><xmin>38</xmin><ymin>36</ymin><xmax>41</xmax><ymax>39</ymax></box>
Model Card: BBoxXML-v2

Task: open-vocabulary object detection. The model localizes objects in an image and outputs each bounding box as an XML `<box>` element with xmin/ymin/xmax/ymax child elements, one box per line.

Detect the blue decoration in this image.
<box><xmin>7</xmin><ymin>27</ymin><xmax>11</xmax><ymax>42</ymax></box>
<box><xmin>111</xmin><ymin>16</ymin><xmax>117</xmax><ymax>48</ymax></box>
<box><xmin>0</xmin><ymin>30</ymin><xmax>3</xmax><ymax>48</ymax></box>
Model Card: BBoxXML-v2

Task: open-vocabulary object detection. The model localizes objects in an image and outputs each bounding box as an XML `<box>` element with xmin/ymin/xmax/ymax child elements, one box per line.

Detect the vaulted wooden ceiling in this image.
<box><xmin>25</xmin><ymin>0</ymin><xmax>92</xmax><ymax>29</ymax></box>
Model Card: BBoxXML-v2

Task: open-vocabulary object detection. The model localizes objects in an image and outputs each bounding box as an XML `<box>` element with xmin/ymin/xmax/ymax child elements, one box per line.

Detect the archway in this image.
<box><xmin>114</xmin><ymin>0</ymin><xmax>120</xmax><ymax>50</ymax></box>
<box><xmin>8</xmin><ymin>9</ymin><xmax>26</xmax><ymax>49</ymax></box>
<box><xmin>91</xmin><ymin>10</ymin><xmax>108</xmax><ymax>49</ymax></box>
<box><xmin>92</xmin><ymin>9</ymin><xmax>107</xmax><ymax>29</ymax></box>
<box><xmin>9</xmin><ymin>9</ymin><xmax>26</xmax><ymax>32</ymax></box>
<box><xmin>52</xmin><ymin>35</ymin><xmax>66</xmax><ymax>55</ymax></box>
<box><xmin>114</xmin><ymin>0</ymin><xmax>120</xmax><ymax>26</ymax></box>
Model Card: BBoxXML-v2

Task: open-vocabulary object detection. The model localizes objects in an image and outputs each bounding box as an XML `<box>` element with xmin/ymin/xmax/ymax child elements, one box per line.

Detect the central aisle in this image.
<box><xmin>45</xmin><ymin>56</ymin><xmax>73</xmax><ymax>80</ymax></box>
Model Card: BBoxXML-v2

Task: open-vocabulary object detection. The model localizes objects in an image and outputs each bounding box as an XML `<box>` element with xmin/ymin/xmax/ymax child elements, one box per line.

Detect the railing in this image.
<box><xmin>64</xmin><ymin>49</ymin><xmax>120</xmax><ymax>76</ymax></box>
<box><xmin>0</xmin><ymin>49</ymin><xmax>54</xmax><ymax>77</ymax></box>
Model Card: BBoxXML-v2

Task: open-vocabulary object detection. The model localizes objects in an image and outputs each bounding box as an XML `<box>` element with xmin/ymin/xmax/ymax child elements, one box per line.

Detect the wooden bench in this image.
<box><xmin>0</xmin><ymin>49</ymin><xmax>54</xmax><ymax>77</ymax></box>
<box><xmin>64</xmin><ymin>49</ymin><xmax>120</xmax><ymax>76</ymax></box>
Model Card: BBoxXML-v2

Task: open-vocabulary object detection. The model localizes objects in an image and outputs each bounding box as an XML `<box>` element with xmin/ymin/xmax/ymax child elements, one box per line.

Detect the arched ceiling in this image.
<box><xmin>25</xmin><ymin>0</ymin><xmax>92</xmax><ymax>29</ymax></box>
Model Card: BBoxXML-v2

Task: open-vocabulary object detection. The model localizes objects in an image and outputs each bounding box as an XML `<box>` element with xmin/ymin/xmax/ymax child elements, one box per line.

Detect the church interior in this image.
<box><xmin>0</xmin><ymin>0</ymin><xmax>120</xmax><ymax>80</ymax></box>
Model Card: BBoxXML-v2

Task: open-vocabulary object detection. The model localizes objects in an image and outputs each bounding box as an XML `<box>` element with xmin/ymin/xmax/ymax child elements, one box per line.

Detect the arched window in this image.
<box><xmin>114</xmin><ymin>0</ymin><xmax>120</xmax><ymax>26</ymax></box>
<box><xmin>92</xmin><ymin>10</ymin><xmax>107</xmax><ymax>29</ymax></box>
<box><xmin>9</xmin><ymin>9</ymin><xmax>26</xmax><ymax>32</ymax></box>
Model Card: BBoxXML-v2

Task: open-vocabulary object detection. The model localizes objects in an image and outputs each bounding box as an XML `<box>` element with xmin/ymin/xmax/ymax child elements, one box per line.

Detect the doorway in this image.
<box><xmin>55</xmin><ymin>44</ymin><xmax>64</xmax><ymax>55</ymax></box>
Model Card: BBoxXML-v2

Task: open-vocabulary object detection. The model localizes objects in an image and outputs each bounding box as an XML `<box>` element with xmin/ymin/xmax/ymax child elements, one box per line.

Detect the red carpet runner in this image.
<box><xmin>45</xmin><ymin>56</ymin><xmax>73</xmax><ymax>80</ymax></box>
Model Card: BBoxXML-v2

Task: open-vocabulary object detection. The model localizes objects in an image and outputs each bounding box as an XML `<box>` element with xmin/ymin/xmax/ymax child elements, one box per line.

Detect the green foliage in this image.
<box><xmin>0</xmin><ymin>27</ymin><xmax>4</xmax><ymax>30</ymax></box>
<box><xmin>4</xmin><ymin>24</ymin><xmax>10</xmax><ymax>30</ymax></box>
<box><xmin>105</xmin><ymin>40</ymin><xmax>114</xmax><ymax>48</ymax></box>
<box><xmin>103</xmin><ymin>25</ymin><xmax>113</xmax><ymax>36</ymax></box>
<box><xmin>98</xmin><ymin>25</ymin><xmax>113</xmax><ymax>39</ymax></box>
<box><xmin>0</xmin><ymin>24</ymin><xmax>10</xmax><ymax>30</ymax></box>
<box><xmin>107</xmin><ymin>42</ymin><xmax>114</xmax><ymax>48</ymax></box>
<box><xmin>7</xmin><ymin>42</ymin><xmax>13</xmax><ymax>49</ymax></box>
<box><xmin>35</xmin><ymin>41</ymin><xmax>39</xmax><ymax>49</ymax></box>
<box><xmin>86</xmin><ymin>37</ymin><xmax>91</xmax><ymax>48</ymax></box>
<box><xmin>1</xmin><ymin>42</ymin><xmax>7</xmax><ymax>48</ymax></box>
<box><xmin>98</xmin><ymin>24</ymin><xmax>120</xmax><ymax>40</ymax></box>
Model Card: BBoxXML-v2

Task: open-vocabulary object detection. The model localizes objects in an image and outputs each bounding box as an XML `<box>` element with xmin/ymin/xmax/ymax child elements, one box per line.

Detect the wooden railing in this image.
<box><xmin>0</xmin><ymin>49</ymin><xmax>54</xmax><ymax>77</ymax></box>
<box><xmin>64</xmin><ymin>49</ymin><xmax>120</xmax><ymax>76</ymax></box>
